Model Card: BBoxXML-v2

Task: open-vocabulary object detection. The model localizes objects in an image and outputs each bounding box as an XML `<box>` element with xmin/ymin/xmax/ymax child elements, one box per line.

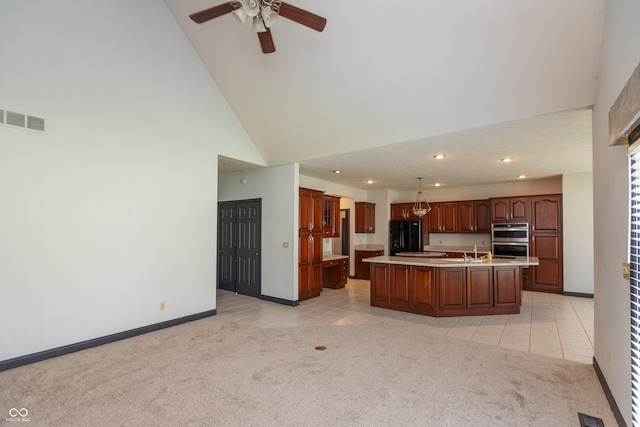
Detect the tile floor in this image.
<box><xmin>216</xmin><ymin>278</ymin><xmax>594</xmax><ymax>364</ymax></box>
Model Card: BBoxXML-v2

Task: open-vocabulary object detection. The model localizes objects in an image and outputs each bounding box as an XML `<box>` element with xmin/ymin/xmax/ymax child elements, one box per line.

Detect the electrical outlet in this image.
<box><xmin>623</xmin><ymin>262</ymin><xmax>631</xmax><ymax>280</ymax></box>
<box><xmin>160</xmin><ymin>302</ymin><xmax>166</xmax><ymax>311</ymax></box>
<box><xmin>282</xmin><ymin>242</ymin><xmax>289</xmax><ymax>248</ymax></box>
<box><xmin>482</xmin><ymin>240</ymin><xmax>485</xmax><ymax>245</ymax></box>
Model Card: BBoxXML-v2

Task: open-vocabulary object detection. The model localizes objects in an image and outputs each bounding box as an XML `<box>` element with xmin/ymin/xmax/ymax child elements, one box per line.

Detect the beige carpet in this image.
<box><xmin>1</xmin><ymin>316</ymin><xmax>617</xmax><ymax>426</ymax></box>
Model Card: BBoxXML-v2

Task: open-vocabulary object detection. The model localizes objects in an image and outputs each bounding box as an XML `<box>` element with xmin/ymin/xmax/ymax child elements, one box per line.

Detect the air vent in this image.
<box><xmin>1</xmin><ymin>109</ymin><xmax>46</xmax><ymax>133</ymax></box>
<box><xmin>6</xmin><ymin>111</ymin><xmax>25</xmax><ymax>127</ymax></box>
<box><xmin>27</xmin><ymin>116</ymin><xmax>45</xmax><ymax>132</ymax></box>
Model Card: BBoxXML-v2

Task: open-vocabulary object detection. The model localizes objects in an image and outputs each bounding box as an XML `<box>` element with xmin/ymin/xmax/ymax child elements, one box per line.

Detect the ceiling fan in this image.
<box><xmin>189</xmin><ymin>0</ymin><xmax>327</xmax><ymax>54</ymax></box>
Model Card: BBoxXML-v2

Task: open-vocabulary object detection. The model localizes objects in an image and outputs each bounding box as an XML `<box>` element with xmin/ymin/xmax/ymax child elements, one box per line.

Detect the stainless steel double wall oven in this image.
<box><xmin>491</xmin><ymin>223</ymin><xmax>529</xmax><ymax>258</ymax></box>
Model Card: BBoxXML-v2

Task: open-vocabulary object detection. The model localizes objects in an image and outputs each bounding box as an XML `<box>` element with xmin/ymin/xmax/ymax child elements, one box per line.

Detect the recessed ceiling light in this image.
<box><xmin>433</xmin><ymin>154</ymin><xmax>446</xmax><ymax>160</ymax></box>
<box><xmin>517</xmin><ymin>175</ymin><xmax>526</xmax><ymax>179</ymax></box>
<box><xmin>433</xmin><ymin>182</ymin><xmax>442</xmax><ymax>187</ymax></box>
<box><xmin>500</xmin><ymin>157</ymin><xmax>513</xmax><ymax>163</ymax></box>
<box><xmin>366</xmin><ymin>179</ymin><xmax>374</xmax><ymax>184</ymax></box>
<box><xmin>332</xmin><ymin>170</ymin><xmax>341</xmax><ymax>174</ymax></box>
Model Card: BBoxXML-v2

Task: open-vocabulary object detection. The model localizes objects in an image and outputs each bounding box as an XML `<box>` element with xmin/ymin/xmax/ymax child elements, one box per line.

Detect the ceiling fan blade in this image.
<box><xmin>189</xmin><ymin>3</ymin><xmax>235</xmax><ymax>23</ymax></box>
<box><xmin>258</xmin><ymin>28</ymin><xmax>276</xmax><ymax>54</ymax></box>
<box><xmin>278</xmin><ymin>2</ymin><xmax>327</xmax><ymax>32</ymax></box>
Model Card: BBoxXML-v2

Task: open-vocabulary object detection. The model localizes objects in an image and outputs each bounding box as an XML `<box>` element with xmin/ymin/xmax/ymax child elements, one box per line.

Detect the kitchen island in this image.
<box><xmin>364</xmin><ymin>255</ymin><xmax>539</xmax><ymax>317</ymax></box>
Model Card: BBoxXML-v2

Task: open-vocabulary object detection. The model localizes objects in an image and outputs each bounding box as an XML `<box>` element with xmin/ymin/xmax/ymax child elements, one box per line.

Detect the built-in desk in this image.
<box><xmin>322</xmin><ymin>255</ymin><xmax>349</xmax><ymax>289</ymax></box>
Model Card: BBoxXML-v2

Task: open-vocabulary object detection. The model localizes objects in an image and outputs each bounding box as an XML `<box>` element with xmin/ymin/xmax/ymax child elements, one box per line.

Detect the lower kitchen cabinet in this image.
<box><xmin>530</xmin><ymin>233</ymin><xmax>563</xmax><ymax>293</ymax></box>
<box><xmin>369</xmin><ymin>263</ymin><xmax>521</xmax><ymax>317</ymax></box>
<box><xmin>355</xmin><ymin>249</ymin><xmax>384</xmax><ymax>280</ymax></box>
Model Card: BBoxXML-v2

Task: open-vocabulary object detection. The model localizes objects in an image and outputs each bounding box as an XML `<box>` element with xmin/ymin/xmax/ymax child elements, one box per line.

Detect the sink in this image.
<box><xmin>441</xmin><ymin>258</ymin><xmax>467</xmax><ymax>262</ymax></box>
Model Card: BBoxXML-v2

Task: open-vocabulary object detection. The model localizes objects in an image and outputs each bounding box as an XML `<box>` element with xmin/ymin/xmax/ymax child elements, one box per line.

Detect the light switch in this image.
<box><xmin>623</xmin><ymin>262</ymin><xmax>631</xmax><ymax>280</ymax></box>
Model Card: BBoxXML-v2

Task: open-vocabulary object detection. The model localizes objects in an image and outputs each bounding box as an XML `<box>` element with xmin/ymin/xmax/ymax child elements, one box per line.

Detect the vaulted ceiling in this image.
<box><xmin>165</xmin><ymin>0</ymin><xmax>605</xmax><ymax>191</ymax></box>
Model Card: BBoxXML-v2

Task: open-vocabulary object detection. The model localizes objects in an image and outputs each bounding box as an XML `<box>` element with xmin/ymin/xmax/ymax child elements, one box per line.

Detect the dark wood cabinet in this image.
<box><xmin>529</xmin><ymin>195</ymin><xmax>563</xmax><ymax>293</ymax></box>
<box><xmin>428</xmin><ymin>202</ymin><xmax>443</xmax><ymax>233</ymax></box>
<box><xmin>457</xmin><ymin>200</ymin><xmax>491</xmax><ymax>233</ymax></box>
<box><xmin>355</xmin><ymin>249</ymin><xmax>384</xmax><ymax>279</ymax></box>
<box><xmin>370</xmin><ymin>263</ymin><xmax>390</xmax><ymax>307</ymax></box>
<box><xmin>390</xmin><ymin>202</ymin><xmax>420</xmax><ymax>220</ymax></box>
<box><xmin>494</xmin><ymin>266</ymin><xmax>520</xmax><ymax>307</ymax></box>
<box><xmin>322</xmin><ymin>257</ymin><xmax>349</xmax><ymax>289</ymax></box>
<box><xmin>389</xmin><ymin>264</ymin><xmax>412</xmax><ymax>310</ymax></box>
<box><xmin>490</xmin><ymin>197</ymin><xmax>530</xmax><ymax>222</ymax></box>
<box><xmin>299</xmin><ymin>187</ymin><xmax>324</xmax><ymax>301</ymax></box>
<box><xmin>428</xmin><ymin>202</ymin><xmax>457</xmax><ymax>233</ymax></box>
<box><xmin>355</xmin><ymin>202</ymin><xmax>376</xmax><ymax>233</ymax></box>
<box><xmin>474</xmin><ymin>200</ymin><xmax>491</xmax><ymax>233</ymax></box>
<box><xmin>369</xmin><ymin>263</ymin><xmax>522</xmax><ymax>316</ymax></box>
<box><xmin>467</xmin><ymin>267</ymin><xmax>493</xmax><ymax>308</ymax></box>
<box><xmin>531</xmin><ymin>195</ymin><xmax>562</xmax><ymax>233</ymax></box>
<box><xmin>322</xmin><ymin>195</ymin><xmax>340</xmax><ymax>238</ymax></box>
<box><xmin>439</xmin><ymin>267</ymin><xmax>466</xmax><ymax>310</ymax></box>
<box><xmin>425</xmin><ymin>199</ymin><xmax>490</xmax><ymax>234</ymax></box>
<box><xmin>411</xmin><ymin>266</ymin><xmax>436</xmax><ymax>315</ymax></box>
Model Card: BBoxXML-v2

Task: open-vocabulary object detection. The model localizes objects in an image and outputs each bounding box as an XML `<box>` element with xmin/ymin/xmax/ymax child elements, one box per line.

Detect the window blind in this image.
<box><xmin>631</xmin><ymin>152</ymin><xmax>640</xmax><ymax>424</ymax></box>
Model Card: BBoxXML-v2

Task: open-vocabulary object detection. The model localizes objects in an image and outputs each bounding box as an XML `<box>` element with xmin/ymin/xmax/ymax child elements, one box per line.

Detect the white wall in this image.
<box><xmin>593</xmin><ymin>0</ymin><xmax>640</xmax><ymax>423</ymax></box>
<box><xmin>0</xmin><ymin>1</ymin><xmax>263</xmax><ymax>362</ymax></box>
<box><xmin>218</xmin><ymin>164</ymin><xmax>298</xmax><ymax>301</ymax></box>
<box><xmin>563</xmin><ymin>172</ymin><xmax>595</xmax><ymax>294</ymax></box>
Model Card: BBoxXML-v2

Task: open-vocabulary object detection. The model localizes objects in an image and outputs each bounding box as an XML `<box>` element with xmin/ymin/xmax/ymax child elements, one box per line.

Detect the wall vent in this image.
<box><xmin>1</xmin><ymin>109</ymin><xmax>46</xmax><ymax>133</ymax></box>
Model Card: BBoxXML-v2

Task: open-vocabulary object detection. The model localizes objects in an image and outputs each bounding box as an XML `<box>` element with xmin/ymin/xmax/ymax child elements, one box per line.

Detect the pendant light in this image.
<box><xmin>412</xmin><ymin>177</ymin><xmax>431</xmax><ymax>217</ymax></box>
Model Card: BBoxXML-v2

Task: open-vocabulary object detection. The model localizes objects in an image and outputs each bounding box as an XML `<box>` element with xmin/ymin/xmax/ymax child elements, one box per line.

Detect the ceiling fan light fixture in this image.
<box><xmin>261</xmin><ymin>6</ymin><xmax>278</xmax><ymax>28</ymax></box>
<box><xmin>232</xmin><ymin>7</ymin><xmax>249</xmax><ymax>24</ymax></box>
<box><xmin>252</xmin><ymin>15</ymin><xmax>267</xmax><ymax>32</ymax></box>
<box><xmin>242</xmin><ymin>0</ymin><xmax>260</xmax><ymax>17</ymax></box>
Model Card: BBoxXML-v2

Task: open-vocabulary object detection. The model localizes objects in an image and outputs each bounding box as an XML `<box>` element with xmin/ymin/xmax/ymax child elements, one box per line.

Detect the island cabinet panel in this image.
<box><xmin>369</xmin><ymin>262</ymin><xmax>523</xmax><ymax>317</ymax></box>
<box><xmin>355</xmin><ymin>249</ymin><xmax>384</xmax><ymax>279</ymax></box>
<box><xmin>411</xmin><ymin>266</ymin><xmax>436</xmax><ymax>314</ymax></box>
<box><xmin>389</xmin><ymin>265</ymin><xmax>412</xmax><ymax>310</ymax></box>
<box><xmin>439</xmin><ymin>267</ymin><xmax>466</xmax><ymax>310</ymax></box>
<box><xmin>370</xmin><ymin>263</ymin><xmax>391</xmax><ymax>307</ymax></box>
<box><xmin>494</xmin><ymin>266</ymin><xmax>520</xmax><ymax>307</ymax></box>
<box><xmin>467</xmin><ymin>267</ymin><xmax>493</xmax><ymax>308</ymax></box>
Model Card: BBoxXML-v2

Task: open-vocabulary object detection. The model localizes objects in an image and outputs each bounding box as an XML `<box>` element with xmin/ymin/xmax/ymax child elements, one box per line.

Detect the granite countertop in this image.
<box><xmin>322</xmin><ymin>254</ymin><xmax>349</xmax><ymax>262</ymax></box>
<box><xmin>354</xmin><ymin>245</ymin><xmax>385</xmax><ymax>251</ymax></box>
<box><xmin>363</xmin><ymin>255</ymin><xmax>539</xmax><ymax>268</ymax></box>
<box><xmin>395</xmin><ymin>252</ymin><xmax>447</xmax><ymax>257</ymax></box>
<box><xmin>423</xmin><ymin>245</ymin><xmax>492</xmax><ymax>253</ymax></box>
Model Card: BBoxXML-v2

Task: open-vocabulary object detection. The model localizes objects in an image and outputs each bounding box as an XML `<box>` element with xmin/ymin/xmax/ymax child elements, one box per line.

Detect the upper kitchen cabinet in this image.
<box><xmin>428</xmin><ymin>202</ymin><xmax>458</xmax><ymax>233</ymax></box>
<box><xmin>355</xmin><ymin>202</ymin><xmax>376</xmax><ymax>233</ymax></box>
<box><xmin>299</xmin><ymin>187</ymin><xmax>324</xmax><ymax>232</ymax></box>
<box><xmin>490</xmin><ymin>197</ymin><xmax>530</xmax><ymax>223</ymax></box>
<box><xmin>323</xmin><ymin>195</ymin><xmax>341</xmax><ymax>238</ymax></box>
<box><xmin>530</xmin><ymin>195</ymin><xmax>562</xmax><ymax>233</ymax></box>
<box><xmin>457</xmin><ymin>200</ymin><xmax>490</xmax><ymax>233</ymax></box>
<box><xmin>390</xmin><ymin>202</ymin><xmax>421</xmax><ymax>220</ymax></box>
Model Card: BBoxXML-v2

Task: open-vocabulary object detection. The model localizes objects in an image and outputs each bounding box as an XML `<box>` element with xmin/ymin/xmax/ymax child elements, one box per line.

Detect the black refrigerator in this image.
<box><xmin>389</xmin><ymin>219</ymin><xmax>423</xmax><ymax>255</ymax></box>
